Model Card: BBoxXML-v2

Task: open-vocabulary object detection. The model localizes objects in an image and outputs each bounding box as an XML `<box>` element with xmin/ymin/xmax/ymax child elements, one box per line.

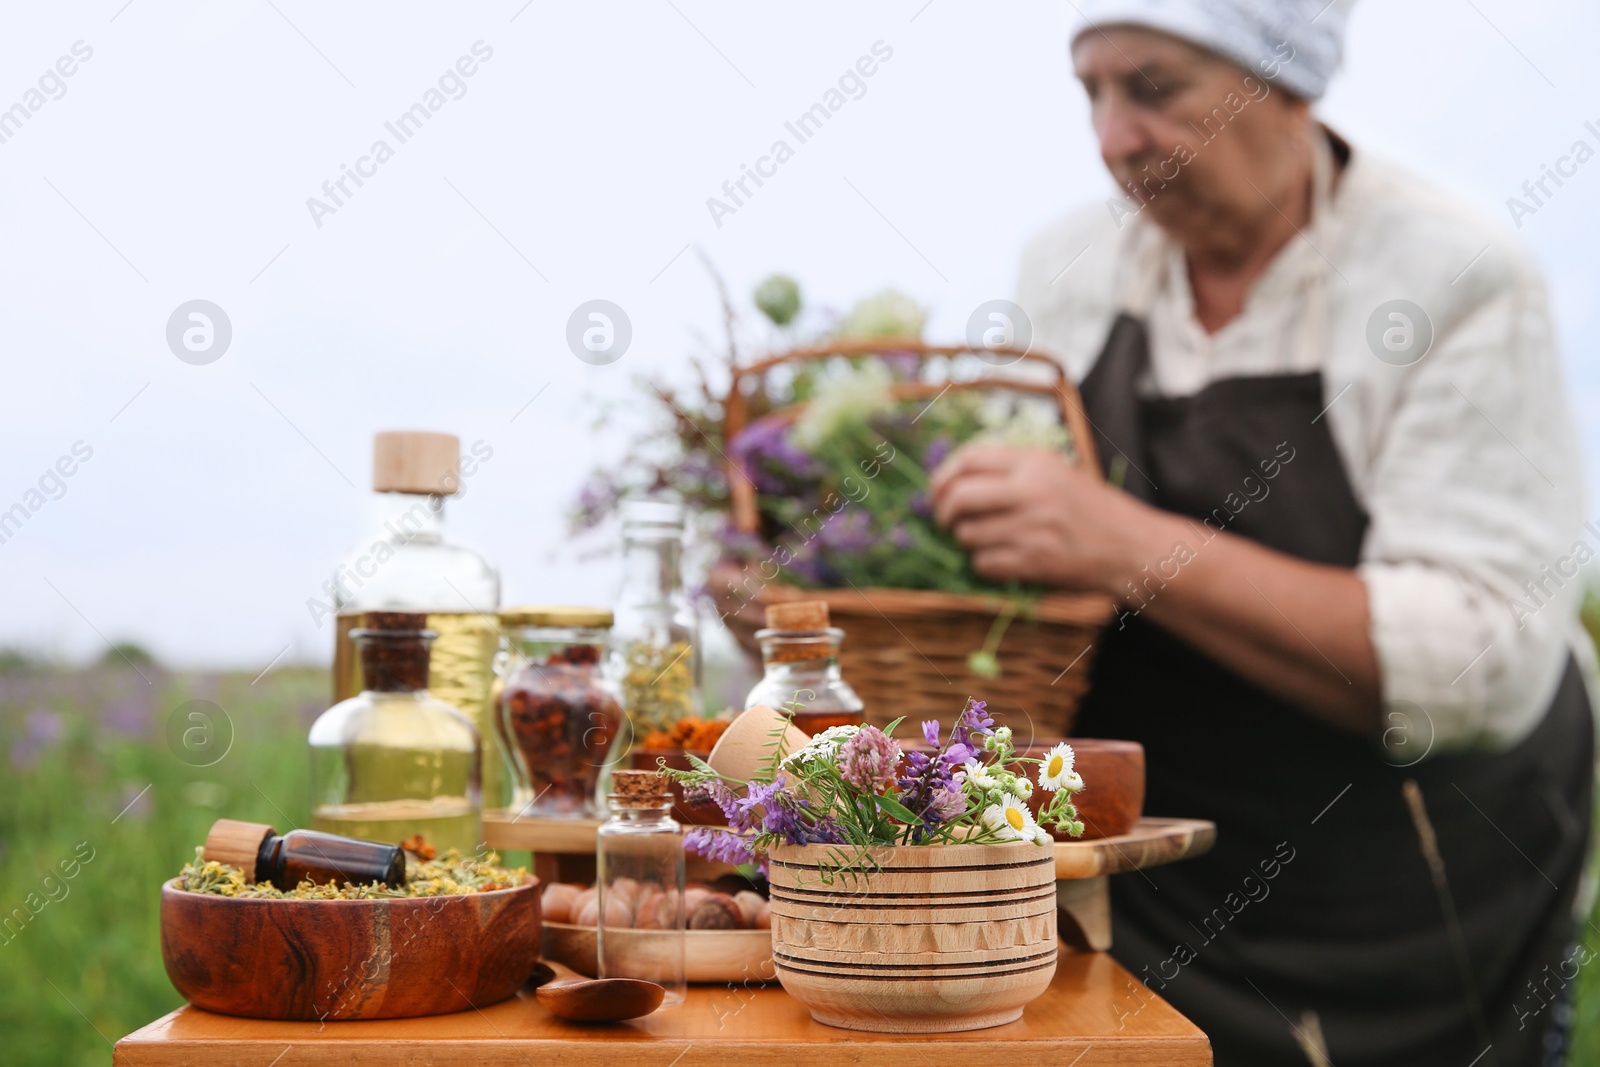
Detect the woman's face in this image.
<box><xmin>1072</xmin><ymin>27</ymin><xmax>1311</xmax><ymax>248</ymax></box>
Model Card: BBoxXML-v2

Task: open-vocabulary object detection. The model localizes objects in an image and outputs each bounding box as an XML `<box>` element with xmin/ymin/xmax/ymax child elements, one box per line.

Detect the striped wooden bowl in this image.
<box><xmin>766</xmin><ymin>840</ymin><xmax>1057</xmax><ymax>1032</ymax></box>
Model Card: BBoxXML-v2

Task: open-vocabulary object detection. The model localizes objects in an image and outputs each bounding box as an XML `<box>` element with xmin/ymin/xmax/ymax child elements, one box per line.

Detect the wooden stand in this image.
<box><xmin>484</xmin><ymin>812</ymin><xmax>1215</xmax><ymax>952</ymax></box>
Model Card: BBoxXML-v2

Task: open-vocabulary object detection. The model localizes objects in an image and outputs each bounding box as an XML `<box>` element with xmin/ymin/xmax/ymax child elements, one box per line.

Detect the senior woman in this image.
<box><xmin>930</xmin><ymin>2</ymin><xmax>1594</xmax><ymax>1065</ymax></box>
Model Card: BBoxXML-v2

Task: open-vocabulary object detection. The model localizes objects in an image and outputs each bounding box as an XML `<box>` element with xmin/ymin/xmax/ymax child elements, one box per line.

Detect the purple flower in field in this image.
<box><xmin>838</xmin><ymin>726</ymin><xmax>902</xmax><ymax>792</ymax></box>
<box><xmin>924</xmin><ymin>435</ymin><xmax>954</xmax><ymax>472</ymax></box>
<box><xmin>685</xmin><ymin>826</ymin><xmax>756</xmax><ymax>866</ymax></box>
<box><xmin>909</xmin><ymin>491</ymin><xmax>932</xmax><ymax>519</ymax></box>
<box><xmin>104</xmin><ymin>693</ymin><xmax>154</xmax><ymax>738</ymax></box>
<box><xmin>889</xmin><ymin>525</ymin><xmax>912</xmax><ymax>551</ymax></box>
<box><xmin>921</xmin><ymin>720</ymin><xmax>941</xmax><ymax>747</ymax></box>
<box><xmin>10</xmin><ymin>708</ymin><xmax>63</xmax><ymax>771</ymax></box>
<box><xmin>686</xmin><ymin>779</ymin><xmax>752</xmax><ymax>830</ymax></box>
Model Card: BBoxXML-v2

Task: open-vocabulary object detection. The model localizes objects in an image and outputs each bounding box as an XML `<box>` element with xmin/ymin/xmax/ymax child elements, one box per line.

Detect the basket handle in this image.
<box><xmin>722</xmin><ymin>339</ymin><xmax>1101</xmax><ymax>536</ymax></box>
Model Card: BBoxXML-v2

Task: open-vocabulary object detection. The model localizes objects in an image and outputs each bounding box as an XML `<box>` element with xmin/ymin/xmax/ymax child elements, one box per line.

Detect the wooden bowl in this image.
<box><xmin>767</xmin><ymin>839</ymin><xmax>1056</xmax><ymax>1032</ymax></box>
<box><xmin>541</xmin><ymin>921</ymin><xmax>774</xmax><ymax>985</ymax></box>
<box><xmin>706</xmin><ymin>704</ymin><xmax>810</xmax><ymax>782</ymax></box>
<box><xmin>1014</xmin><ymin>738</ymin><xmax>1144</xmax><ymax>840</ymax></box>
<box><xmin>159</xmin><ymin>876</ymin><xmax>541</xmax><ymax>1020</ymax></box>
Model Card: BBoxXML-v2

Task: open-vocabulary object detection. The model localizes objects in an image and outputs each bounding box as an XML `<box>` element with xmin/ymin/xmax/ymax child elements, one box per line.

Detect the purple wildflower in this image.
<box><xmin>10</xmin><ymin>708</ymin><xmax>63</xmax><ymax>772</ymax></box>
<box><xmin>921</xmin><ymin>720</ymin><xmax>941</xmax><ymax>748</ymax></box>
<box><xmin>924</xmin><ymin>435</ymin><xmax>954</xmax><ymax>471</ymax></box>
<box><xmin>909</xmin><ymin>492</ymin><xmax>932</xmax><ymax>519</ymax></box>
<box><xmin>685</xmin><ymin>826</ymin><xmax>756</xmax><ymax>866</ymax></box>
<box><xmin>729</xmin><ymin>416</ymin><xmax>823</xmax><ymax>494</ymax></box>
<box><xmin>928</xmin><ymin>783</ymin><xmax>968</xmax><ymax>821</ymax></box>
<box><xmin>950</xmin><ymin>698</ymin><xmax>994</xmax><ymax>754</ymax></box>
<box><xmin>685</xmin><ymin>779</ymin><xmax>754</xmax><ymax>830</ymax></box>
<box><xmin>838</xmin><ymin>726</ymin><xmax>902</xmax><ymax>792</ymax></box>
<box><xmin>890</xmin><ymin>525</ymin><xmax>912</xmax><ymax>551</ymax></box>
<box><xmin>816</xmin><ymin>508</ymin><xmax>875</xmax><ymax>555</ymax></box>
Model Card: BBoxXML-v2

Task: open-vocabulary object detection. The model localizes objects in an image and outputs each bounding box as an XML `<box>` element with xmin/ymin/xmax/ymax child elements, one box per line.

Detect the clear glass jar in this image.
<box><xmin>596</xmin><ymin>771</ymin><xmax>685</xmax><ymax>1007</ymax></box>
<box><xmin>496</xmin><ymin>607</ymin><xmax>626</xmax><ymax>819</ymax></box>
<box><xmin>611</xmin><ymin>499</ymin><xmax>702</xmax><ymax>735</ymax></box>
<box><xmin>310</xmin><ymin>613</ymin><xmax>482</xmax><ymax>853</ymax></box>
<box><xmin>744</xmin><ymin>626</ymin><xmax>864</xmax><ymax>734</ymax></box>
<box><xmin>329</xmin><ymin>433</ymin><xmax>520</xmax><ymax>814</ymax></box>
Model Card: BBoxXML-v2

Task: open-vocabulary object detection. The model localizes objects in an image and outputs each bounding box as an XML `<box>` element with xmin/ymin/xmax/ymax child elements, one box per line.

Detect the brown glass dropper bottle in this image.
<box><xmin>203</xmin><ymin>818</ymin><xmax>407</xmax><ymax>891</ymax></box>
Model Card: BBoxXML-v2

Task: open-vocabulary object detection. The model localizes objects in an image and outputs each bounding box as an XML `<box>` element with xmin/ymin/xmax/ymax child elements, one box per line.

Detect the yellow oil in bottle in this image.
<box><xmin>334</xmin><ymin>612</ymin><xmax>516</xmax><ymax>811</ymax></box>
<box><xmin>312</xmin><ymin>798</ymin><xmax>480</xmax><ymax>854</ymax></box>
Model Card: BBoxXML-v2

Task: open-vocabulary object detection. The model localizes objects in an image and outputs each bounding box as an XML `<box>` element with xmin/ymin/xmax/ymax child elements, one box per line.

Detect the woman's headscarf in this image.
<box><xmin>1070</xmin><ymin>0</ymin><xmax>1355</xmax><ymax>100</ymax></box>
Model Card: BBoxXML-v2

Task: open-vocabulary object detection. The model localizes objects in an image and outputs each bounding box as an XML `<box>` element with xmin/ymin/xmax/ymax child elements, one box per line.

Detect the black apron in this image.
<box><xmin>1073</xmin><ymin>311</ymin><xmax>1594</xmax><ymax>1067</ymax></box>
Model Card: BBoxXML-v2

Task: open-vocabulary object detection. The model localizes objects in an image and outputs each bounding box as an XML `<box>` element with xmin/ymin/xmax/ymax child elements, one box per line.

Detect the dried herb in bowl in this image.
<box><xmin>174</xmin><ymin>848</ymin><xmax>525</xmax><ymax>899</ymax></box>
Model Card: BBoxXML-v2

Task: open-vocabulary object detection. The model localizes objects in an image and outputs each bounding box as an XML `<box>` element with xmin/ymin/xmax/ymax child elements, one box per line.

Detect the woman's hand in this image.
<box><xmin>929</xmin><ymin>445</ymin><xmax>1163</xmax><ymax>595</ymax></box>
<box><xmin>930</xmin><ymin>442</ymin><xmax>1381</xmax><ymax>733</ymax></box>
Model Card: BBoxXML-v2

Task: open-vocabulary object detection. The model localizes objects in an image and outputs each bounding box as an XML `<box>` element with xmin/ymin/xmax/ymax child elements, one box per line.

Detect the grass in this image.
<box><xmin>0</xmin><ymin>664</ymin><xmax>326</xmax><ymax>1066</ymax></box>
<box><xmin>1</xmin><ymin>623</ymin><xmax>1598</xmax><ymax>1063</ymax></box>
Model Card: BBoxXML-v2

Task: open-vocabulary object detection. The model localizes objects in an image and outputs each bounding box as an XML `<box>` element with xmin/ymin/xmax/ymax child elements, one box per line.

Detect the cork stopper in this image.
<box><xmin>765</xmin><ymin>600</ymin><xmax>830</xmax><ymax>631</ymax></box>
<box><xmin>609</xmin><ymin>770</ymin><xmax>671</xmax><ymax>806</ymax></box>
<box><xmin>203</xmin><ymin>819</ymin><xmax>274</xmax><ymax>880</ymax></box>
<box><xmin>373</xmin><ymin>431</ymin><xmax>460</xmax><ymax>495</ymax></box>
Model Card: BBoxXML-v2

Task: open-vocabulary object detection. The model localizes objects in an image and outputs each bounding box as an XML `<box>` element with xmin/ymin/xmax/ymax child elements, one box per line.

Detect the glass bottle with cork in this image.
<box><xmin>328</xmin><ymin>430</ymin><xmax>524</xmax><ymax>814</ymax></box>
<box><xmin>611</xmin><ymin>499</ymin><xmax>702</xmax><ymax>738</ymax></box>
<box><xmin>596</xmin><ymin>770</ymin><xmax>686</xmax><ymax>1007</ymax></box>
<box><xmin>743</xmin><ymin>600</ymin><xmax>864</xmax><ymax>733</ymax></box>
<box><xmin>310</xmin><ymin>611</ymin><xmax>482</xmax><ymax>853</ymax></box>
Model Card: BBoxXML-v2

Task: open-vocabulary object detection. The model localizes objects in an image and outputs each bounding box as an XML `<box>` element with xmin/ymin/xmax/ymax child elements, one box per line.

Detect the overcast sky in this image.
<box><xmin>1</xmin><ymin>0</ymin><xmax>1594</xmax><ymax>669</ymax></box>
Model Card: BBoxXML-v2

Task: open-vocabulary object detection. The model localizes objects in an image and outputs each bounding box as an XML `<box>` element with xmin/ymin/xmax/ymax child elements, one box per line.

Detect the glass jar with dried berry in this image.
<box><xmin>496</xmin><ymin>607</ymin><xmax>627</xmax><ymax>818</ymax></box>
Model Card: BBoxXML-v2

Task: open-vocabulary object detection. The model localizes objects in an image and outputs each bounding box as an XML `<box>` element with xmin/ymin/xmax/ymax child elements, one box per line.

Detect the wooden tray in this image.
<box><xmin>485</xmin><ymin>813</ymin><xmax>1214</xmax><ymax>881</ymax></box>
<box><xmin>541</xmin><ymin>921</ymin><xmax>773</xmax><ymax>985</ymax></box>
<box><xmin>114</xmin><ymin>951</ymin><xmax>1214</xmax><ymax>1066</ymax></box>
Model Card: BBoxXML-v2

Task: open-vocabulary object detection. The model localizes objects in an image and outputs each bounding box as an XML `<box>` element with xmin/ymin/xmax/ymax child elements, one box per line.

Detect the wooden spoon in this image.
<box><xmin>533</xmin><ymin>960</ymin><xmax>665</xmax><ymax>1023</ymax></box>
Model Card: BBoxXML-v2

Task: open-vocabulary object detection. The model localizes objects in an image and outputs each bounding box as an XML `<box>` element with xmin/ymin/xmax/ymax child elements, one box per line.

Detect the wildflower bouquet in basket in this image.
<box><xmin>661</xmin><ymin>698</ymin><xmax>1085</xmax><ymax>869</ymax></box>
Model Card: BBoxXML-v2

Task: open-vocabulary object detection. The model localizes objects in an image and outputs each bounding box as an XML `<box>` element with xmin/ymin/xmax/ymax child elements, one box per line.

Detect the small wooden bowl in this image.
<box><xmin>1014</xmin><ymin>738</ymin><xmax>1144</xmax><ymax>840</ymax></box>
<box><xmin>542</xmin><ymin>921</ymin><xmax>774</xmax><ymax>985</ymax></box>
<box><xmin>706</xmin><ymin>704</ymin><xmax>810</xmax><ymax>782</ymax></box>
<box><xmin>160</xmin><ymin>877</ymin><xmax>541</xmax><ymax>1020</ymax></box>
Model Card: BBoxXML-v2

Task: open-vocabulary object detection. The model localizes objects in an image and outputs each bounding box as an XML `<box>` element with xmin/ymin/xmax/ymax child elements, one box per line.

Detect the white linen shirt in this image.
<box><xmin>1014</xmin><ymin>141</ymin><xmax>1593</xmax><ymax>754</ymax></box>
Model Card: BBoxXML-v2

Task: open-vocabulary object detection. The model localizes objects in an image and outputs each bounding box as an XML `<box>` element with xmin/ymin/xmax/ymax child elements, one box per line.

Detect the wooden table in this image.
<box><xmin>115</xmin><ymin>951</ymin><xmax>1212</xmax><ymax>1065</ymax></box>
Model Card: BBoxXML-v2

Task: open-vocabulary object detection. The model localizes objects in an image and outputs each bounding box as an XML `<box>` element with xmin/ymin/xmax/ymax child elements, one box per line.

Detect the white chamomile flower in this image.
<box><xmin>1063</xmin><ymin>770</ymin><xmax>1085</xmax><ymax>793</ymax></box>
<box><xmin>981</xmin><ymin>794</ymin><xmax>1038</xmax><ymax>841</ymax></box>
<box><xmin>1013</xmin><ymin>777</ymin><xmax>1033</xmax><ymax>800</ymax></box>
<box><xmin>962</xmin><ymin>758</ymin><xmax>1000</xmax><ymax>791</ymax></box>
<box><xmin>1032</xmin><ymin>827</ymin><xmax>1052</xmax><ymax>847</ymax></box>
<box><xmin>1037</xmin><ymin>743</ymin><xmax>1076</xmax><ymax>792</ymax></box>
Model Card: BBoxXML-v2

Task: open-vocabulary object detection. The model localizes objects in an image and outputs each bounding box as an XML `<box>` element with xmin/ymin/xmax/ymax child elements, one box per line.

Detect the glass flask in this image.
<box><xmin>743</xmin><ymin>600</ymin><xmax>864</xmax><ymax>733</ymax></box>
<box><xmin>328</xmin><ymin>431</ymin><xmax>523</xmax><ymax>813</ymax></box>
<box><xmin>611</xmin><ymin>499</ymin><xmax>702</xmax><ymax>735</ymax></box>
<box><xmin>310</xmin><ymin>612</ymin><xmax>483</xmax><ymax>854</ymax></box>
<box><xmin>496</xmin><ymin>607</ymin><xmax>627</xmax><ymax>818</ymax></box>
<box><xmin>596</xmin><ymin>770</ymin><xmax>686</xmax><ymax>1007</ymax></box>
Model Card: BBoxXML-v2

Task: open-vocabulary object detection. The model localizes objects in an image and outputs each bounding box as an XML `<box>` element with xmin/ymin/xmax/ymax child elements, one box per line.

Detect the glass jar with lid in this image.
<box><xmin>743</xmin><ymin>600</ymin><xmax>864</xmax><ymax>734</ymax></box>
<box><xmin>497</xmin><ymin>606</ymin><xmax>627</xmax><ymax>819</ymax></box>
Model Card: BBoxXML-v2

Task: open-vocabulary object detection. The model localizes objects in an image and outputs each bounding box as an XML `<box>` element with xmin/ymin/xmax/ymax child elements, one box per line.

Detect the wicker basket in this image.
<box><xmin>723</xmin><ymin>339</ymin><xmax>1114</xmax><ymax>735</ymax></box>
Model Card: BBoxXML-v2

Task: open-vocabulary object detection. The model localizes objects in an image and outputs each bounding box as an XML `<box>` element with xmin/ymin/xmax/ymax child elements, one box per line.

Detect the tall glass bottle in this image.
<box><xmin>310</xmin><ymin>612</ymin><xmax>482</xmax><ymax>853</ymax></box>
<box><xmin>596</xmin><ymin>770</ymin><xmax>685</xmax><ymax>1007</ymax></box>
<box><xmin>329</xmin><ymin>431</ymin><xmax>523</xmax><ymax>813</ymax></box>
<box><xmin>611</xmin><ymin>499</ymin><xmax>701</xmax><ymax>737</ymax></box>
<box><xmin>743</xmin><ymin>601</ymin><xmax>863</xmax><ymax>733</ymax></box>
